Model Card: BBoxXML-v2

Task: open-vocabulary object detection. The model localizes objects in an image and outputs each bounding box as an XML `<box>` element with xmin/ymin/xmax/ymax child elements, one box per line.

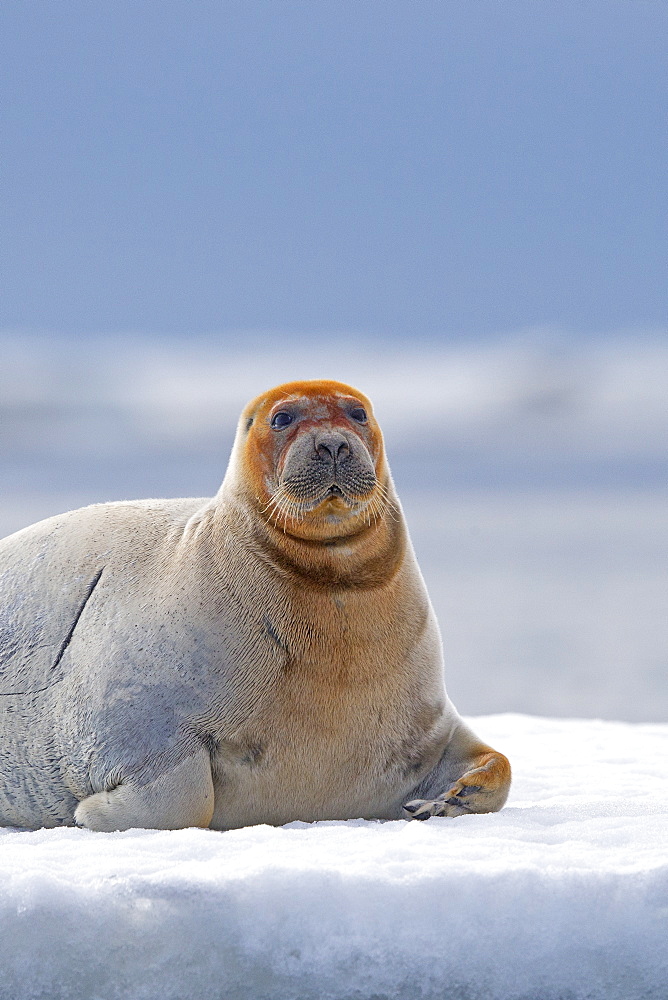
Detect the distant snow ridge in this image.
<box><xmin>1</xmin><ymin>329</ymin><xmax>667</xmax><ymax>475</ymax></box>
<box><xmin>1</xmin><ymin>715</ymin><xmax>666</xmax><ymax>1000</ymax></box>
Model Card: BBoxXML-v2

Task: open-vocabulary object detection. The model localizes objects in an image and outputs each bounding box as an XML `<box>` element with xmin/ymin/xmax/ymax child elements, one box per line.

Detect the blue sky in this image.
<box><xmin>2</xmin><ymin>1</ymin><xmax>666</xmax><ymax>340</ymax></box>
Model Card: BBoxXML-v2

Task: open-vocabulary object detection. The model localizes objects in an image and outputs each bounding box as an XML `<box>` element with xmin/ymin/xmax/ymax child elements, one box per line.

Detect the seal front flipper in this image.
<box><xmin>73</xmin><ymin>747</ymin><xmax>215</xmax><ymax>831</ymax></box>
<box><xmin>403</xmin><ymin>724</ymin><xmax>511</xmax><ymax>820</ymax></box>
<box><xmin>403</xmin><ymin>751</ymin><xmax>511</xmax><ymax>819</ymax></box>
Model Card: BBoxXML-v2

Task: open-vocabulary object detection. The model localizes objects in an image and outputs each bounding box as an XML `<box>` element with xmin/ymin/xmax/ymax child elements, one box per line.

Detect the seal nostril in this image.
<box><xmin>315</xmin><ymin>433</ymin><xmax>350</xmax><ymax>463</ymax></box>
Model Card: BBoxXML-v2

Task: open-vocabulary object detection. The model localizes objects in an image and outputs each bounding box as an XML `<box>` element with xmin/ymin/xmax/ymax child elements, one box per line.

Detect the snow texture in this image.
<box><xmin>1</xmin><ymin>714</ymin><xmax>666</xmax><ymax>1000</ymax></box>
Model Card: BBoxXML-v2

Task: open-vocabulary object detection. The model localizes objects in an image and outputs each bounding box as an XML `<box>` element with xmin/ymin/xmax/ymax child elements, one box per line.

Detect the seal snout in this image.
<box><xmin>276</xmin><ymin>421</ymin><xmax>377</xmax><ymax>515</ymax></box>
<box><xmin>314</xmin><ymin>429</ymin><xmax>351</xmax><ymax>465</ymax></box>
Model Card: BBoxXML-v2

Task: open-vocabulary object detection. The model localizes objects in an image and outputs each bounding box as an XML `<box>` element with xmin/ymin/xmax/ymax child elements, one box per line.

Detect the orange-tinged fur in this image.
<box><xmin>224</xmin><ymin>379</ymin><xmax>401</xmax><ymax>585</ymax></box>
<box><xmin>241</xmin><ymin>380</ymin><xmax>385</xmax><ymax>510</ymax></box>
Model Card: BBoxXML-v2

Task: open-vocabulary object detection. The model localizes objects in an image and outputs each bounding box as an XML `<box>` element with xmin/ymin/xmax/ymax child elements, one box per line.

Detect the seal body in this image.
<box><xmin>0</xmin><ymin>380</ymin><xmax>510</xmax><ymax>831</ymax></box>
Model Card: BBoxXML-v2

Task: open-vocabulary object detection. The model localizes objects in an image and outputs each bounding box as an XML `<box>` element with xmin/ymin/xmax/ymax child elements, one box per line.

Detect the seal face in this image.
<box><xmin>244</xmin><ymin>381</ymin><xmax>388</xmax><ymax>537</ymax></box>
<box><xmin>228</xmin><ymin>380</ymin><xmax>405</xmax><ymax>589</ymax></box>
<box><xmin>0</xmin><ymin>379</ymin><xmax>511</xmax><ymax>831</ymax></box>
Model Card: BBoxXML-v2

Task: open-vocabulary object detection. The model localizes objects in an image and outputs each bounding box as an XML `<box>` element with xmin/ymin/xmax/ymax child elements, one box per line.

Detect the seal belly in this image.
<box><xmin>209</xmin><ymin>667</ymin><xmax>450</xmax><ymax>829</ymax></box>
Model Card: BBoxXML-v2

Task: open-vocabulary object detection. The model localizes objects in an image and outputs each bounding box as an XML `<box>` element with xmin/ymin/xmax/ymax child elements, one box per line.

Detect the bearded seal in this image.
<box><xmin>0</xmin><ymin>379</ymin><xmax>510</xmax><ymax>831</ymax></box>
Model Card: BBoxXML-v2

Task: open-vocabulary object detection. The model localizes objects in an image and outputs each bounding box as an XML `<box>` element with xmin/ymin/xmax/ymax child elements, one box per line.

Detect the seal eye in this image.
<box><xmin>350</xmin><ymin>407</ymin><xmax>367</xmax><ymax>424</ymax></box>
<box><xmin>271</xmin><ymin>411</ymin><xmax>293</xmax><ymax>430</ymax></box>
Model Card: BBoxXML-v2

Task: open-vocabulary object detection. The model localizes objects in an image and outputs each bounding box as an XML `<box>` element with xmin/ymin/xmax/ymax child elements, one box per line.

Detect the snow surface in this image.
<box><xmin>1</xmin><ymin>714</ymin><xmax>667</xmax><ymax>1000</ymax></box>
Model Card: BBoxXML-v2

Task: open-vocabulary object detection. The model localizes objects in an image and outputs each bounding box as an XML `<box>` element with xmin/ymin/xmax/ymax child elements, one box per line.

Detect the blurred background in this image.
<box><xmin>1</xmin><ymin>2</ymin><xmax>666</xmax><ymax>721</ymax></box>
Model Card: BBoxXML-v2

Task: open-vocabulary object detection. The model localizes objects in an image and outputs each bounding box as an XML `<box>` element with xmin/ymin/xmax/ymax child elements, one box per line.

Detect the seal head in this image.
<box><xmin>222</xmin><ymin>379</ymin><xmax>403</xmax><ymax>586</ymax></box>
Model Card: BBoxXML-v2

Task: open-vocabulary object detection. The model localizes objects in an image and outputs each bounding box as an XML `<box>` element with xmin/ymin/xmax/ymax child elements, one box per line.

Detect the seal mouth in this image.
<box><xmin>285</xmin><ymin>476</ymin><xmax>373</xmax><ymax>511</ymax></box>
<box><xmin>282</xmin><ymin>481</ymin><xmax>360</xmax><ymax>514</ymax></box>
<box><xmin>263</xmin><ymin>474</ymin><xmax>395</xmax><ymax>532</ymax></box>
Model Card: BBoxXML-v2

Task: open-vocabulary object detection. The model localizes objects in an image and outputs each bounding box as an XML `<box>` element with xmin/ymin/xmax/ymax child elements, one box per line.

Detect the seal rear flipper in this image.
<box><xmin>73</xmin><ymin>747</ymin><xmax>215</xmax><ymax>831</ymax></box>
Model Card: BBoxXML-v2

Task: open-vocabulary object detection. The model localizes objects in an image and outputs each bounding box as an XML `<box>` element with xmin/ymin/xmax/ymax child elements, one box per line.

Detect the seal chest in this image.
<box><xmin>0</xmin><ymin>379</ymin><xmax>511</xmax><ymax>831</ymax></box>
<box><xmin>209</xmin><ymin>580</ymin><xmax>450</xmax><ymax>828</ymax></box>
